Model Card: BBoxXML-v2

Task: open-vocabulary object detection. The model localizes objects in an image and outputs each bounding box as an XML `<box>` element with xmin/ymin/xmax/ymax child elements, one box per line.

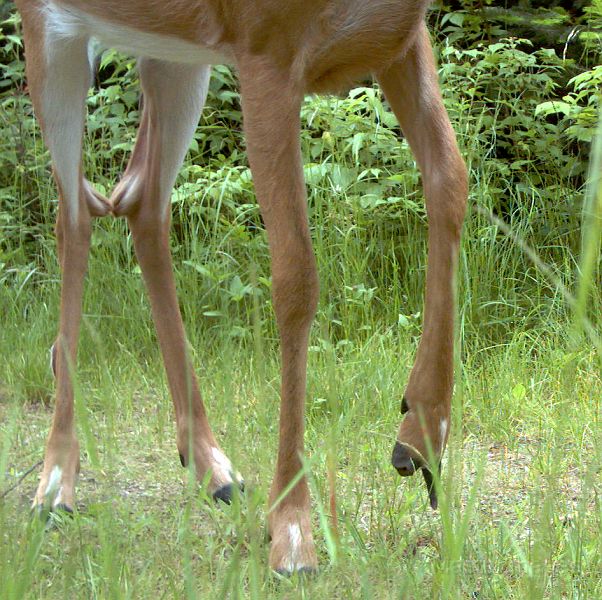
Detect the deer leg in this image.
<box><xmin>377</xmin><ymin>26</ymin><xmax>468</xmax><ymax>509</ymax></box>
<box><xmin>119</xmin><ymin>59</ymin><xmax>242</xmax><ymax>501</ymax></box>
<box><xmin>238</xmin><ymin>61</ymin><xmax>319</xmax><ymax>573</ymax></box>
<box><xmin>19</xmin><ymin>12</ymin><xmax>93</xmax><ymax>514</ymax></box>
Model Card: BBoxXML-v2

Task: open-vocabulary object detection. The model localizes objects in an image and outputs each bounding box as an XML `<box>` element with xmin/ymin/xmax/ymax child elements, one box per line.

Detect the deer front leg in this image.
<box><xmin>239</xmin><ymin>60</ymin><xmax>319</xmax><ymax>574</ymax></box>
<box><xmin>377</xmin><ymin>26</ymin><xmax>468</xmax><ymax>508</ymax></box>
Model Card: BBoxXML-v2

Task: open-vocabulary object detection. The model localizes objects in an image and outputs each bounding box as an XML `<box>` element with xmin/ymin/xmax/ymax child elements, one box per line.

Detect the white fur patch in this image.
<box><xmin>439</xmin><ymin>418</ymin><xmax>448</xmax><ymax>448</ymax></box>
<box><xmin>53</xmin><ymin>487</ymin><xmax>64</xmax><ymax>507</ymax></box>
<box><xmin>44</xmin><ymin>465</ymin><xmax>63</xmax><ymax>506</ymax></box>
<box><xmin>285</xmin><ymin>523</ymin><xmax>302</xmax><ymax>572</ymax></box>
<box><xmin>49</xmin><ymin>343</ymin><xmax>57</xmax><ymax>376</ymax></box>
<box><xmin>44</xmin><ymin>1</ymin><xmax>230</xmax><ymax>65</ymax></box>
<box><xmin>211</xmin><ymin>447</ymin><xmax>243</xmax><ymax>485</ymax></box>
<box><xmin>211</xmin><ymin>447</ymin><xmax>232</xmax><ymax>474</ymax></box>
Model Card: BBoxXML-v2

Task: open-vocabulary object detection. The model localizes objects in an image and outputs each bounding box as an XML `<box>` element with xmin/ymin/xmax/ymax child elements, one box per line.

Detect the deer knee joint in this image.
<box><xmin>272</xmin><ymin>253</ymin><xmax>319</xmax><ymax>330</ymax></box>
<box><xmin>426</xmin><ymin>152</ymin><xmax>468</xmax><ymax>233</ymax></box>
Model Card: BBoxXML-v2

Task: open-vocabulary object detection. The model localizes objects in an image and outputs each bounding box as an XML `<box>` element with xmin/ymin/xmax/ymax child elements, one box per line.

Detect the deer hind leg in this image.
<box><xmin>119</xmin><ymin>59</ymin><xmax>242</xmax><ymax>501</ymax></box>
<box><xmin>377</xmin><ymin>26</ymin><xmax>468</xmax><ymax>509</ymax></box>
<box><xmin>239</xmin><ymin>60</ymin><xmax>319</xmax><ymax>574</ymax></box>
<box><xmin>19</xmin><ymin>9</ymin><xmax>93</xmax><ymax>514</ymax></box>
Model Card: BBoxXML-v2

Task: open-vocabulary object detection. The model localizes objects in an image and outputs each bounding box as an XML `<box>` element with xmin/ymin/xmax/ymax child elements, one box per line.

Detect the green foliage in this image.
<box><xmin>432</xmin><ymin>0</ymin><xmax>602</xmax><ymax>66</ymax></box>
<box><xmin>440</xmin><ymin>39</ymin><xmax>582</xmax><ymax>182</ymax></box>
<box><xmin>0</xmin><ymin>12</ymin><xmax>46</xmax><ymax>271</ymax></box>
<box><xmin>536</xmin><ymin>65</ymin><xmax>602</xmax><ymax>143</ymax></box>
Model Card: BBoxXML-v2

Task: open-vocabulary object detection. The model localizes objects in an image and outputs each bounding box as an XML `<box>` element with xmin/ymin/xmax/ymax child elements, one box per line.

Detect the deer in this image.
<box><xmin>14</xmin><ymin>0</ymin><xmax>468</xmax><ymax>575</ymax></box>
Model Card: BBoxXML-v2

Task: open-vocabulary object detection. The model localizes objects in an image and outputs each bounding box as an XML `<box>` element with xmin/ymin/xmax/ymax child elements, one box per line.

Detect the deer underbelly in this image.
<box><xmin>44</xmin><ymin>1</ymin><xmax>230</xmax><ymax>65</ymax></box>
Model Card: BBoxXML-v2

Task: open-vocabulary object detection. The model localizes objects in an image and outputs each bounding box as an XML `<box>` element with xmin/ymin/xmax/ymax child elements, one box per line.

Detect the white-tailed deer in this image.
<box><xmin>15</xmin><ymin>0</ymin><xmax>467</xmax><ymax>574</ymax></box>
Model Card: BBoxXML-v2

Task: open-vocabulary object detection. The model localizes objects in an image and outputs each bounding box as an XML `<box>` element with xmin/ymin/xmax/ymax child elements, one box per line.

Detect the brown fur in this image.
<box><xmin>15</xmin><ymin>0</ymin><xmax>467</xmax><ymax>573</ymax></box>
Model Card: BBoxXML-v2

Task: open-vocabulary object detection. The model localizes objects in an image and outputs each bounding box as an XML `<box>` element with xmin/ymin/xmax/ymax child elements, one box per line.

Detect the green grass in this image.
<box><xmin>1</xmin><ymin>46</ymin><xmax>602</xmax><ymax>598</ymax></box>
<box><xmin>1</xmin><ymin>320</ymin><xmax>601</xmax><ymax>598</ymax></box>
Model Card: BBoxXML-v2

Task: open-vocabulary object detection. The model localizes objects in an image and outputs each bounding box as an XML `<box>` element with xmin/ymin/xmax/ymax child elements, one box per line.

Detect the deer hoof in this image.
<box><xmin>33</xmin><ymin>502</ymin><xmax>74</xmax><ymax>525</ymax></box>
<box><xmin>212</xmin><ymin>482</ymin><xmax>244</xmax><ymax>504</ymax></box>
<box><xmin>421</xmin><ymin>468</ymin><xmax>439</xmax><ymax>510</ymax></box>
<box><xmin>391</xmin><ymin>441</ymin><xmax>424</xmax><ymax>476</ymax></box>
<box><xmin>53</xmin><ymin>503</ymin><xmax>74</xmax><ymax>515</ymax></box>
<box><xmin>392</xmin><ymin>443</ymin><xmax>441</xmax><ymax>511</ymax></box>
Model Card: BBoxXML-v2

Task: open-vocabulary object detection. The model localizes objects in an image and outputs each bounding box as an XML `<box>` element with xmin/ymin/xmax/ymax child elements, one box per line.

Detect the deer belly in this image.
<box><xmin>44</xmin><ymin>1</ymin><xmax>230</xmax><ymax>65</ymax></box>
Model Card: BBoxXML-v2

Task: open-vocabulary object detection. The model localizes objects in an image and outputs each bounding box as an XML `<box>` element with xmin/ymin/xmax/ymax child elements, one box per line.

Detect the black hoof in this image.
<box><xmin>53</xmin><ymin>503</ymin><xmax>74</xmax><ymax>516</ymax></box>
<box><xmin>392</xmin><ymin>443</ymin><xmax>442</xmax><ymax>510</ymax></box>
<box><xmin>212</xmin><ymin>482</ymin><xmax>244</xmax><ymax>504</ymax></box>
<box><xmin>391</xmin><ymin>441</ymin><xmax>423</xmax><ymax>476</ymax></box>
<box><xmin>421</xmin><ymin>468</ymin><xmax>438</xmax><ymax>511</ymax></box>
<box><xmin>34</xmin><ymin>503</ymin><xmax>74</xmax><ymax>526</ymax></box>
<box><xmin>275</xmin><ymin>566</ymin><xmax>317</xmax><ymax>578</ymax></box>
